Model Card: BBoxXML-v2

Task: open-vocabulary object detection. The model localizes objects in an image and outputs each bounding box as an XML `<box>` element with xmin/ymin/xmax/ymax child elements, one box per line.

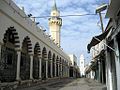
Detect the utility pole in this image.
<box><xmin>99</xmin><ymin>12</ymin><xmax>104</xmax><ymax>33</ymax></box>
<box><xmin>96</xmin><ymin>4</ymin><xmax>107</xmax><ymax>33</ymax></box>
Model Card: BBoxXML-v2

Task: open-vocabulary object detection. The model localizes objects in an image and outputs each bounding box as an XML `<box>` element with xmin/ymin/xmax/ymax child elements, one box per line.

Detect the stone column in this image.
<box><xmin>39</xmin><ymin>57</ymin><xmax>42</xmax><ymax>79</ymax></box>
<box><xmin>30</xmin><ymin>54</ymin><xmax>34</xmax><ymax>79</ymax></box>
<box><xmin>63</xmin><ymin>66</ymin><xmax>66</xmax><ymax>77</ymax></box>
<box><xmin>63</xmin><ymin>65</ymin><xmax>64</xmax><ymax>77</ymax></box>
<box><xmin>0</xmin><ymin>44</ymin><xmax>1</xmax><ymax>61</ymax></box>
<box><xmin>0</xmin><ymin>44</ymin><xmax>2</xmax><ymax>83</ymax></box>
<box><xmin>64</xmin><ymin>66</ymin><xmax>66</xmax><ymax>77</ymax></box>
<box><xmin>58</xmin><ymin>63</ymin><xmax>59</xmax><ymax>77</ymax></box>
<box><xmin>66</xmin><ymin>66</ymin><xmax>68</xmax><ymax>77</ymax></box>
<box><xmin>101</xmin><ymin>60</ymin><xmax>104</xmax><ymax>83</ymax></box>
<box><xmin>55</xmin><ymin>62</ymin><xmax>56</xmax><ymax>77</ymax></box>
<box><xmin>50</xmin><ymin>59</ymin><xmax>53</xmax><ymax>78</ymax></box>
<box><xmin>46</xmin><ymin>59</ymin><xmax>48</xmax><ymax>79</ymax></box>
<box><xmin>66</xmin><ymin>66</ymin><xmax>67</xmax><ymax>77</ymax></box>
<box><xmin>98</xmin><ymin>60</ymin><xmax>101</xmax><ymax>82</ymax></box>
<box><xmin>65</xmin><ymin>66</ymin><xmax>66</xmax><ymax>77</ymax></box>
<box><xmin>62</xmin><ymin>65</ymin><xmax>65</xmax><ymax>77</ymax></box>
<box><xmin>68</xmin><ymin>67</ymin><xmax>69</xmax><ymax>77</ymax></box>
<box><xmin>16</xmin><ymin>50</ymin><xmax>21</xmax><ymax>80</ymax></box>
<box><xmin>61</xmin><ymin>64</ymin><xmax>62</xmax><ymax>77</ymax></box>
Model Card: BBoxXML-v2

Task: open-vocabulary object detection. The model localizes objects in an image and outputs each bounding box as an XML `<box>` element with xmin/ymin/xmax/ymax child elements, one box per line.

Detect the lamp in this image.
<box><xmin>96</xmin><ymin>4</ymin><xmax>107</xmax><ymax>14</ymax></box>
<box><xmin>96</xmin><ymin>3</ymin><xmax>108</xmax><ymax>33</ymax></box>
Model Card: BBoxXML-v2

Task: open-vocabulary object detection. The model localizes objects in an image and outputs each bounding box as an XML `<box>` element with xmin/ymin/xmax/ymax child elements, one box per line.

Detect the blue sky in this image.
<box><xmin>13</xmin><ymin>0</ymin><xmax>109</xmax><ymax>66</ymax></box>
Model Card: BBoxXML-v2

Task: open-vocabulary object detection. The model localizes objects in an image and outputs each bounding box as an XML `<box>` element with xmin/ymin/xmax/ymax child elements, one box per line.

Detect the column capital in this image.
<box><xmin>45</xmin><ymin>58</ymin><xmax>48</xmax><ymax>61</ymax></box>
<box><xmin>29</xmin><ymin>53</ymin><xmax>34</xmax><ymax>56</ymax></box>
<box><xmin>16</xmin><ymin>49</ymin><xmax>22</xmax><ymax>52</ymax></box>
<box><xmin>49</xmin><ymin>58</ymin><xmax>52</xmax><ymax>61</ymax></box>
<box><xmin>38</xmin><ymin>56</ymin><xmax>42</xmax><ymax>59</ymax></box>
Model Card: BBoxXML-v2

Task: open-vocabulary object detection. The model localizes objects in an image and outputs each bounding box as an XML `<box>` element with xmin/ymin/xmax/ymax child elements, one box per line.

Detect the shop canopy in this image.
<box><xmin>87</xmin><ymin>29</ymin><xmax>110</xmax><ymax>53</ymax></box>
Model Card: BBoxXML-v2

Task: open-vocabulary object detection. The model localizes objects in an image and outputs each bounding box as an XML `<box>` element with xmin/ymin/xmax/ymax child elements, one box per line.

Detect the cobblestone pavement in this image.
<box><xmin>17</xmin><ymin>78</ymin><xmax>107</xmax><ymax>90</ymax></box>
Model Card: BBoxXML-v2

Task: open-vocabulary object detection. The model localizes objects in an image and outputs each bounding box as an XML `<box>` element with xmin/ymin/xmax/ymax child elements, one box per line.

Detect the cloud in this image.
<box><xmin>13</xmin><ymin>0</ymin><xmax>109</xmax><ymax>66</ymax></box>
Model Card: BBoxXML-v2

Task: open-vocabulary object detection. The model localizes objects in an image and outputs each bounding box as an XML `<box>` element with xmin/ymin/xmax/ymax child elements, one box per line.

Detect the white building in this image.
<box><xmin>79</xmin><ymin>55</ymin><xmax>85</xmax><ymax>77</ymax></box>
<box><xmin>68</xmin><ymin>54</ymin><xmax>77</xmax><ymax>67</ymax></box>
<box><xmin>68</xmin><ymin>54</ymin><xmax>80</xmax><ymax>78</ymax></box>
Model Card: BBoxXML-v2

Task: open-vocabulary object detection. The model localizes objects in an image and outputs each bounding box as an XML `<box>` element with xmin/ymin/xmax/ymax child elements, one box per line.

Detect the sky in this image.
<box><xmin>13</xmin><ymin>0</ymin><xmax>109</xmax><ymax>66</ymax></box>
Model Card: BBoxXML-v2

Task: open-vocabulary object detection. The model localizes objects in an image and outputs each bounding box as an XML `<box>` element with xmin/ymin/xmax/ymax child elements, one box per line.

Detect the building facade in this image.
<box><xmin>105</xmin><ymin>2</ymin><xmax>120</xmax><ymax>89</ymax></box>
<box><xmin>86</xmin><ymin>0</ymin><xmax>120</xmax><ymax>90</ymax></box>
<box><xmin>0</xmin><ymin>0</ymin><xmax>71</xmax><ymax>84</ymax></box>
<box><xmin>68</xmin><ymin>54</ymin><xmax>80</xmax><ymax>78</ymax></box>
<box><xmin>85</xmin><ymin>41</ymin><xmax>106</xmax><ymax>84</ymax></box>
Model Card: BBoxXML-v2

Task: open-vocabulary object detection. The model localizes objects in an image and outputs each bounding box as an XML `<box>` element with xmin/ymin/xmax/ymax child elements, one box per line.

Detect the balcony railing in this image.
<box><xmin>48</xmin><ymin>17</ymin><xmax>62</xmax><ymax>21</ymax></box>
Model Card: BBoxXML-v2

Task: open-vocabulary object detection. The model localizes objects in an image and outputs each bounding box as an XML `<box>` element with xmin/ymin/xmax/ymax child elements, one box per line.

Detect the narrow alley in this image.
<box><xmin>0</xmin><ymin>0</ymin><xmax>120</xmax><ymax>90</ymax></box>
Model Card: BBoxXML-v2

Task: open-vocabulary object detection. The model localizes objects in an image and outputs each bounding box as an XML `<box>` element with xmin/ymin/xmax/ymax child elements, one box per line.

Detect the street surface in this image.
<box><xmin>17</xmin><ymin>78</ymin><xmax>107</xmax><ymax>90</ymax></box>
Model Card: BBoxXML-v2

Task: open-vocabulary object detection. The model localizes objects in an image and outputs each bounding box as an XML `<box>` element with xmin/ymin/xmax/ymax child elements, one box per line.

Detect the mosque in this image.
<box><xmin>0</xmin><ymin>0</ymin><xmax>80</xmax><ymax>84</ymax></box>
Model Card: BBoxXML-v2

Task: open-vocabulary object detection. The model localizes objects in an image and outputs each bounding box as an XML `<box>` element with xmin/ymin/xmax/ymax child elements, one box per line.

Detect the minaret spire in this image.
<box><xmin>53</xmin><ymin>0</ymin><xmax>57</xmax><ymax>10</ymax></box>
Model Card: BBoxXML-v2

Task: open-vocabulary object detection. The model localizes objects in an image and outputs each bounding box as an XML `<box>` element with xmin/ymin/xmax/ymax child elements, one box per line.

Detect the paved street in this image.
<box><xmin>17</xmin><ymin>78</ymin><xmax>107</xmax><ymax>90</ymax></box>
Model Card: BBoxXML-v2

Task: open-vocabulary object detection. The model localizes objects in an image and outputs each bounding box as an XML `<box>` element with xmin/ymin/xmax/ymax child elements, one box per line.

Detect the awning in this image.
<box><xmin>87</xmin><ymin>29</ymin><xmax>110</xmax><ymax>53</ymax></box>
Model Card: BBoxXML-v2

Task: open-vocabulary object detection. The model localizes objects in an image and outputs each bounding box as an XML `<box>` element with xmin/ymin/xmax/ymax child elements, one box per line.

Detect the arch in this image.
<box><xmin>52</xmin><ymin>53</ymin><xmax>55</xmax><ymax>77</ymax></box>
<box><xmin>48</xmin><ymin>51</ymin><xmax>52</xmax><ymax>78</ymax></box>
<box><xmin>62</xmin><ymin>59</ymin><xmax>65</xmax><ymax>65</ymax></box>
<box><xmin>3</xmin><ymin>27</ymin><xmax>20</xmax><ymax>49</ymax></box>
<box><xmin>42</xmin><ymin>47</ymin><xmax>47</xmax><ymax>59</ymax></box>
<box><xmin>0</xmin><ymin>27</ymin><xmax>20</xmax><ymax>82</ymax></box>
<box><xmin>56</xmin><ymin>56</ymin><xmax>59</xmax><ymax>62</ymax></box>
<box><xmin>22</xmin><ymin>36</ymin><xmax>32</xmax><ymax>54</ymax></box>
<box><xmin>48</xmin><ymin>51</ymin><xmax>52</xmax><ymax>60</ymax></box>
<box><xmin>41</xmin><ymin>47</ymin><xmax>47</xmax><ymax>80</ymax></box>
<box><xmin>60</xmin><ymin>57</ymin><xmax>62</xmax><ymax>64</ymax></box>
<box><xmin>59</xmin><ymin>57</ymin><xmax>62</xmax><ymax>77</ymax></box>
<box><xmin>20</xmin><ymin>36</ymin><xmax>32</xmax><ymax>80</ymax></box>
<box><xmin>53</xmin><ymin>53</ymin><xmax>56</xmax><ymax>62</ymax></box>
<box><xmin>33</xmin><ymin>42</ymin><xmax>41</xmax><ymax>79</ymax></box>
<box><xmin>34</xmin><ymin>42</ymin><xmax>41</xmax><ymax>56</ymax></box>
<box><xmin>56</xmin><ymin>56</ymin><xmax>59</xmax><ymax>77</ymax></box>
<box><xmin>62</xmin><ymin>59</ymin><xmax>65</xmax><ymax>77</ymax></box>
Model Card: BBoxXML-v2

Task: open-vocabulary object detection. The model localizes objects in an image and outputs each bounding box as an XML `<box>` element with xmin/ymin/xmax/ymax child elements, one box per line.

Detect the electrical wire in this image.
<box><xmin>4</xmin><ymin>0</ymin><xmax>106</xmax><ymax>19</ymax></box>
<box><xmin>25</xmin><ymin>13</ymin><xmax>105</xmax><ymax>18</ymax></box>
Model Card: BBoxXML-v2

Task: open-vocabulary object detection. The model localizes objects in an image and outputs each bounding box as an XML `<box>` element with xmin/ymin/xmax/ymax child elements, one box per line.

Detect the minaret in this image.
<box><xmin>80</xmin><ymin>55</ymin><xmax>85</xmax><ymax>77</ymax></box>
<box><xmin>48</xmin><ymin>2</ymin><xmax>62</xmax><ymax>47</ymax></box>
